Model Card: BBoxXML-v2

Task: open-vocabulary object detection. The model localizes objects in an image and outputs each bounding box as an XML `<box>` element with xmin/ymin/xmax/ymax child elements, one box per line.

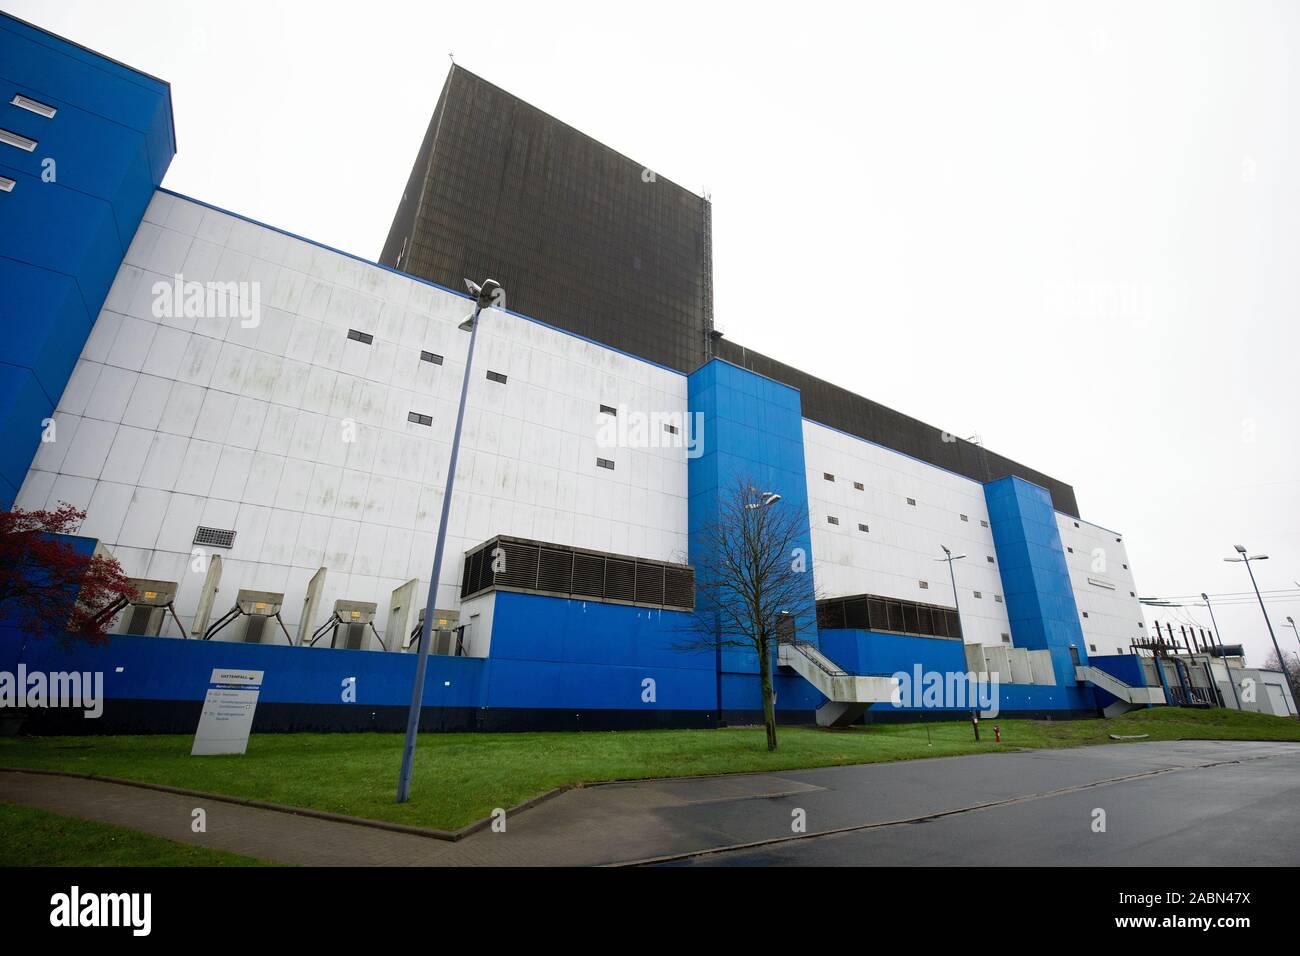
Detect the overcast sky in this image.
<box><xmin>10</xmin><ymin>0</ymin><xmax>1299</xmax><ymax>665</ymax></box>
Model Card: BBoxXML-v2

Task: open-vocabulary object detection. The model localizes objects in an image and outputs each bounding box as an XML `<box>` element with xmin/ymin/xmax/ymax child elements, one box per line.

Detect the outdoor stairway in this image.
<box><xmin>778</xmin><ymin>640</ymin><xmax>899</xmax><ymax>728</ymax></box>
<box><xmin>1075</xmin><ymin>665</ymin><xmax>1166</xmax><ymax>717</ymax></box>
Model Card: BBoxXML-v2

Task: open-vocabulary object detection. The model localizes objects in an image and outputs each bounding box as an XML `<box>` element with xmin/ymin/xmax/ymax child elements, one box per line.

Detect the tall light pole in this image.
<box><xmin>396</xmin><ymin>278</ymin><xmax>502</xmax><ymax>804</ymax></box>
<box><xmin>935</xmin><ymin>546</ymin><xmax>975</xmax><ymax>736</ymax></box>
<box><xmin>1201</xmin><ymin>592</ymin><xmax>1241</xmax><ymax>709</ymax></box>
<box><xmin>1224</xmin><ymin>544</ymin><xmax>1296</xmax><ymax>715</ymax></box>
<box><xmin>935</xmin><ymin>546</ymin><xmax>967</xmax><ymax>635</ymax></box>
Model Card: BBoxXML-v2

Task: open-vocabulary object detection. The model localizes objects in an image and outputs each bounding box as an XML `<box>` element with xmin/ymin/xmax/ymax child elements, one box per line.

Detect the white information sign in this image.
<box><xmin>191</xmin><ymin>668</ymin><xmax>264</xmax><ymax>756</ymax></box>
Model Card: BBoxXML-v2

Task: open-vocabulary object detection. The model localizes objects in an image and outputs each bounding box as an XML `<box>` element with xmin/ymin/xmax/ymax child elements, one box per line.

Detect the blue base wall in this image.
<box><xmin>819</xmin><ymin>629</ymin><xmax>968</xmax><ymax>677</ymax></box>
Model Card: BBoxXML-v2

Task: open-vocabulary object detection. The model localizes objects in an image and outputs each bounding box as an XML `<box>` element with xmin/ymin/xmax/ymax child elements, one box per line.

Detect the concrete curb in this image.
<box><xmin>0</xmin><ymin>767</ymin><xmax>569</xmax><ymax>842</ymax></box>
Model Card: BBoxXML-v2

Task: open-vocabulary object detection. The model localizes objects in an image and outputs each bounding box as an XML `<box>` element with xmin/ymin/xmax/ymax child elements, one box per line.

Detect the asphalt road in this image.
<box><xmin>4</xmin><ymin>739</ymin><xmax>1296</xmax><ymax>866</ymax></box>
<box><xmin>662</xmin><ymin>741</ymin><xmax>1300</xmax><ymax>867</ymax></box>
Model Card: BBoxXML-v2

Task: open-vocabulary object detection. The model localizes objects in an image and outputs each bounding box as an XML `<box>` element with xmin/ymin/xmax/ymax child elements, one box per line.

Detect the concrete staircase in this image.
<box><xmin>1075</xmin><ymin>665</ymin><xmax>1166</xmax><ymax>717</ymax></box>
<box><xmin>779</xmin><ymin>640</ymin><xmax>899</xmax><ymax>727</ymax></box>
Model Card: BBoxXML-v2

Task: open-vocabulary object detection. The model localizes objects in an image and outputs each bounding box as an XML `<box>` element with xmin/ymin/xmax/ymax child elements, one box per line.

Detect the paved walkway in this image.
<box><xmin>2</xmin><ymin>740</ymin><xmax>1297</xmax><ymax>866</ymax></box>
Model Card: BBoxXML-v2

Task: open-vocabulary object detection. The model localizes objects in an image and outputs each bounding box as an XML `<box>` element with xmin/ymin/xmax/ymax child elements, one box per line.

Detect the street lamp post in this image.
<box><xmin>935</xmin><ymin>546</ymin><xmax>974</xmax><ymax>738</ymax></box>
<box><xmin>1286</xmin><ymin>616</ymin><xmax>1299</xmax><ymax>650</ymax></box>
<box><xmin>1201</xmin><ymin>592</ymin><xmax>1242</xmax><ymax>709</ymax></box>
<box><xmin>1224</xmin><ymin>545</ymin><xmax>1296</xmax><ymax>718</ymax></box>
<box><xmin>396</xmin><ymin>278</ymin><xmax>502</xmax><ymax>804</ymax></box>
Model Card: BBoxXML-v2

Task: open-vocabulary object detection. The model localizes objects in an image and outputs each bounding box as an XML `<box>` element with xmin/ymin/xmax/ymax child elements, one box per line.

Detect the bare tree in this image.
<box><xmin>678</xmin><ymin>477</ymin><xmax>817</xmax><ymax>751</ymax></box>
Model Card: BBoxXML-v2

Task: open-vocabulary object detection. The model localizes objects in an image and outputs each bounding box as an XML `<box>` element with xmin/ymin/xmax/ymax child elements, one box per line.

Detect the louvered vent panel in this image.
<box><xmin>571</xmin><ymin>554</ymin><xmax>605</xmax><ymax>598</ymax></box>
<box><xmin>845</xmin><ymin>597</ymin><xmax>869</xmax><ymax>630</ymax></box>
<box><xmin>663</xmin><ymin>568</ymin><xmax>694</xmax><ymax>610</ymax></box>
<box><xmin>603</xmin><ymin>559</ymin><xmax>636</xmax><ymax>602</ymax></box>
<box><xmin>461</xmin><ymin>555</ymin><xmax>476</xmax><ymax>598</ymax></box>
<box><xmin>634</xmin><ymin>563</ymin><xmax>665</xmax><ymax>606</ymax></box>
<box><xmin>536</xmin><ymin>549</ymin><xmax>573</xmax><ymax>593</ymax></box>
<box><xmin>867</xmin><ymin>599</ymin><xmax>888</xmax><ymax>631</ymax></box>
<box><xmin>495</xmin><ymin>541</ymin><xmax>539</xmax><ymax>589</ymax></box>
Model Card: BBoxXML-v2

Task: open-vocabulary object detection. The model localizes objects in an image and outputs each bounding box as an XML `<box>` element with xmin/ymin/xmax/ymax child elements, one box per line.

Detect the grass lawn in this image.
<box><xmin>0</xmin><ymin>800</ymin><xmax>274</xmax><ymax>866</ymax></box>
<box><xmin>0</xmin><ymin>708</ymin><xmax>1295</xmax><ymax>832</ymax></box>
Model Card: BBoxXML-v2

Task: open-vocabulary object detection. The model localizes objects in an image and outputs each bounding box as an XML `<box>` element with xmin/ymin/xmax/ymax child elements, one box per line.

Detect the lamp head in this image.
<box><xmin>1234</xmin><ymin>544</ymin><xmax>1247</xmax><ymax>554</ymax></box>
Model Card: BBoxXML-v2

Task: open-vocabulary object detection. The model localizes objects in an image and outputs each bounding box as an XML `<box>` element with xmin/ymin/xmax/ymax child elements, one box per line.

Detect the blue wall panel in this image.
<box><xmin>482</xmin><ymin>592</ymin><xmax>714</xmax><ymax>712</ymax></box>
<box><xmin>686</xmin><ymin>359</ymin><xmax>819</xmax><ymax>716</ymax></box>
<box><xmin>0</xmin><ymin>13</ymin><xmax>175</xmax><ymax>508</ymax></box>
<box><xmin>819</xmin><ymin>629</ymin><xmax>968</xmax><ymax>677</ymax></box>
<box><xmin>984</xmin><ymin>476</ymin><xmax>1088</xmax><ymax>686</ymax></box>
<box><xmin>0</xmin><ymin>627</ymin><xmax>485</xmax><ymax>710</ymax></box>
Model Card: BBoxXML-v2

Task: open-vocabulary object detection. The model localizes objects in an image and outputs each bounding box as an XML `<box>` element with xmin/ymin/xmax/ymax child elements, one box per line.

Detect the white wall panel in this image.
<box><xmin>1057</xmin><ymin>514</ymin><xmax>1146</xmax><ymax>655</ymax></box>
<box><xmin>22</xmin><ymin>192</ymin><xmax>691</xmax><ymax>642</ymax></box>
<box><xmin>804</xmin><ymin>420</ymin><xmax>1014</xmax><ymax>648</ymax></box>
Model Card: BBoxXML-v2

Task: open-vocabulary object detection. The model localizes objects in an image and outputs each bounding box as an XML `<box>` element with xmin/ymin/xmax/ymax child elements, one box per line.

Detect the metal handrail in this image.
<box><xmin>785</xmin><ymin>640</ymin><xmax>851</xmax><ymax>678</ymax></box>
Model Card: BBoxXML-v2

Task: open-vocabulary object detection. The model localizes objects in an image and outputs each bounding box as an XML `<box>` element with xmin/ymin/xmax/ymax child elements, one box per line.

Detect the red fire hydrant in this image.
<box><xmin>994</xmin><ymin>725</ymin><xmax>1001</xmax><ymax>744</ymax></box>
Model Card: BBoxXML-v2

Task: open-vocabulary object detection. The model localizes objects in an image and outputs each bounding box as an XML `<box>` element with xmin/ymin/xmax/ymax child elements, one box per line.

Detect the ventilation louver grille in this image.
<box><xmin>603</xmin><ymin>559</ymin><xmax>636</xmax><ymax>602</ymax></box>
<box><xmin>459</xmin><ymin>536</ymin><xmax>694</xmax><ymax>610</ymax></box>
<box><xmin>817</xmin><ymin>593</ymin><xmax>963</xmax><ymax>641</ymax></box>
<box><xmin>572</xmin><ymin>554</ymin><xmax>605</xmax><ymax>599</ymax></box>
<box><xmin>536</xmin><ymin>549</ymin><xmax>574</xmax><ymax>593</ymax></box>
<box><xmin>635</xmin><ymin>564</ymin><xmax>665</xmax><ymax>605</ymax></box>
<box><xmin>193</xmin><ymin>527</ymin><xmax>236</xmax><ymax>549</ymax></box>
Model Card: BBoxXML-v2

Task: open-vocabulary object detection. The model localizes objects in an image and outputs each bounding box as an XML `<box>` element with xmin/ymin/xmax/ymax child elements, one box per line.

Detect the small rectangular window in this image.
<box><xmin>994</xmin><ymin>594</ymin><xmax>1004</xmax><ymax>603</ymax></box>
<box><xmin>0</xmin><ymin>175</ymin><xmax>13</xmax><ymax>193</ymax></box>
<box><xmin>960</xmin><ymin>514</ymin><xmax>968</xmax><ymax>522</ymax></box>
<box><xmin>827</xmin><ymin>516</ymin><xmax>839</xmax><ymax>525</ymax></box>
<box><xmin>919</xmin><ymin>581</ymin><xmax>929</xmax><ymax>589</ymax></box>
<box><xmin>1082</xmin><ymin>611</ymin><xmax>1090</xmax><ymax>619</ymax></box>
<box><xmin>408</xmin><ymin>412</ymin><xmax>432</xmax><ymax>426</ymax></box>
<box><xmin>596</xmin><ymin>458</ymin><xmax>615</xmax><ymax>470</ymax></box>
<box><xmin>1074</xmin><ymin>521</ymin><xmax>1080</xmax><ymax>528</ymax></box>
<box><xmin>0</xmin><ymin>128</ymin><xmax>37</xmax><ymax>152</ymax></box>
<box><xmin>906</xmin><ymin>497</ymin><xmax>916</xmax><ymax>506</ymax></box>
<box><xmin>1123</xmin><ymin>563</ymin><xmax>1128</xmax><ymax>569</ymax></box>
<box><xmin>973</xmin><ymin>591</ymin><xmax>982</xmax><ymax>599</ymax></box>
<box><xmin>986</xmin><ymin>555</ymin><xmax>995</xmax><ymax>564</ymax></box>
<box><xmin>823</xmin><ymin>473</ymin><xmax>835</xmax><ymax>482</ymax></box>
<box><xmin>599</xmin><ymin>404</ymin><xmax>618</xmax><ymax>416</ymax></box>
<box><xmin>980</xmin><ymin>519</ymin><xmax>989</xmax><ymax>528</ymax></box>
<box><xmin>663</xmin><ymin>423</ymin><xmax>679</xmax><ymax>435</ymax></box>
<box><xmin>420</xmin><ymin>351</ymin><xmax>443</xmax><ymax>365</ymax></box>
<box><xmin>1001</xmin><ymin>633</ymin><xmax>1011</xmax><ymax>643</ymax></box>
<box><xmin>1089</xmin><ymin>644</ymin><xmax>1097</xmax><ymax>652</ymax></box>
<box><xmin>347</xmin><ymin>329</ymin><xmax>374</xmax><ymax>344</ymax></box>
<box><xmin>853</xmin><ymin>481</ymin><xmax>864</xmax><ymax>491</ymax></box>
<box><xmin>11</xmin><ymin>94</ymin><xmax>57</xmax><ymax>118</ymax></box>
<box><xmin>1067</xmin><ymin>547</ymin><xmax>1074</xmax><ymax>553</ymax></box>
<box><xmin>486</xmin><ymin>370</ymin><xmax>507</xmax><ymax>384</ymax></box>
<box><xmin>858</xmin><ymin>523</ymin><xmax>869</xmax><ymax>532</ymax></box>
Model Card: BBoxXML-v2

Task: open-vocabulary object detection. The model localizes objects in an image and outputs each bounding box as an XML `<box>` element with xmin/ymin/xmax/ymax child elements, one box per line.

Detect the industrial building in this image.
<box><xmin>1</xmin><ymin>12</ymin><xmax>1293</xmax><ymax>732</ymax></box>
